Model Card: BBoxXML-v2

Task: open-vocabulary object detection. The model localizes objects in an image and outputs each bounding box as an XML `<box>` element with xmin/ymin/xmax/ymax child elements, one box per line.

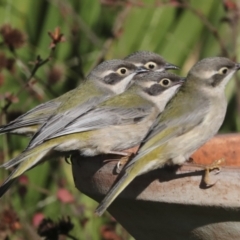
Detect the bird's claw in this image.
<box><xmin>202</xmin><ymin>158</ymin><xmax>225</xmax><ymax>187</ymax></box>
<box><xmin>116</xmin><ymin>155</ymin><xmax>131</xmax><ymax>173</ymax></box>
<box><xmin>64</xmin><ymin>155</ymin><xmax>71</xmax><ymax>164</ymax></box>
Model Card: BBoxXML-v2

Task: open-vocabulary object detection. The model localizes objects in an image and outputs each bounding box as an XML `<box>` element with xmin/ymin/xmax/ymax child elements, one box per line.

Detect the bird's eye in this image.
<box><xmin>159</xmin><ymin>78</ymin><xmax>171</xmax><ymax>87</ymax></box>
<box><xmin>218</xmin><ymin>67</ymin><xmax>228</xmax><ymax>75</ymax></box>
<box><xmin>117</xmin><ymin>67</ymin><xmax>128</xmax><ymax>75</ymax></box>
<box><xmin>145</xmin><ymin>61</ymin><xmax>157</xmax><ymax>70</ymax></box>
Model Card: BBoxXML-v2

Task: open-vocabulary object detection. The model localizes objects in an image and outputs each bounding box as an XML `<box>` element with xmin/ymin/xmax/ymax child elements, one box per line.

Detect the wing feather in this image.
<box><xmin>125</xmin><ymin>90</ymin><xmax>210</xmax><ymax>167</ymax></box>
<box><xmin>0</xmin><ymin>100</ymin><xmax>60</xmax><ymax>133</ymax></box>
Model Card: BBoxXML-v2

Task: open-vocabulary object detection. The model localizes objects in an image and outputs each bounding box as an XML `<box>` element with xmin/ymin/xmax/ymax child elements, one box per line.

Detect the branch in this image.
<box><xmin>1</xmin><ymin>27</ymin><xmax>65</xmax><ymax>112</ymax></box>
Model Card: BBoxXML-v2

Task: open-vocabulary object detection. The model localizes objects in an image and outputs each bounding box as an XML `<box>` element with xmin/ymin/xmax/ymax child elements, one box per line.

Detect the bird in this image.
<box><xmin>0</xmin><ymin>59</ymin><xmax>144</xmax><ymax>137</ymax></box>
<box><xmin>0</xmin><ymin>59</ymin><xmax>143</xmax><ymax>137</ymax></box>
<box><xmin>1</xmin><ymin>59</ymin><xmax>146</xmax><ymax>164</ymax></box>
<box><xmin>95</xmin><ymin>57</ymin><xmax>240</xmax><ymax>216</ymax></box>
<box><xmin>0</xmin><ymin>71</ymin><xmax>184</xmax><ymax>197</ymax></box>
<box><xmin>125</xmin><ymin>51</ymin><xmax>179</xmax><ymax>72</ymax></box>
<box><xmin>0</xmin><ymin>52</ymin><xmax>178</xmax><ymax>137</ymax></box>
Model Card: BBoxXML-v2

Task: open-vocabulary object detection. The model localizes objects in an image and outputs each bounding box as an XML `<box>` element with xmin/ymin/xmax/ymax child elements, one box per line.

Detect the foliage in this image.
<box><xmin>0</xmin><ymin>0</ymin><xmax>239</xmax><ymax>239</ymax></box>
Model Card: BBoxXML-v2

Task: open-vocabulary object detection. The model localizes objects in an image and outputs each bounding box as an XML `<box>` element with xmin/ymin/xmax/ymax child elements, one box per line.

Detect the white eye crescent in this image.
<box><xmin>218</xmin><ymin>67</ymin><xmax>228</xmax><ymax>75</ymax></box>
<box><xmin>145</xmin><ymin>61</ymin><xmax>157</xmax><ymax>70</ymax></box>
<box><xmin>159</xmin><ymin>78</ymin><xmax>171</xmax><ymax>87</ymax></box>
<box><xmin>117</xmin><ymin>67</ymin><xmax>129</xmax><ymax>75</ymax></box>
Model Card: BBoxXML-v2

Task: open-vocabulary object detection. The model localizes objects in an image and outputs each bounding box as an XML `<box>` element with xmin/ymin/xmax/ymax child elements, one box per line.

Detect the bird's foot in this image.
<box><xmin>64</xmin><ymin>155</ymin><xmax>71</xmax><ymax>164</ymax></box>
<box><xmin>202</xmin><ymin>158</ymin><xmax>225</xmax><ymax>187</ymax></box>
<box><xmin>102</xmin><ymin>151</ymin><xmax>133</xmax><ymax>171</ymax></box>
<box><xmin>102</xmin><ymin>148</ymin><xmax>138</xmax><ymax>172</ymax></box>
<box><xmin>116</xmin><ymin>154</ymin><xmax>134</xmax><ymax>173</ymax></box>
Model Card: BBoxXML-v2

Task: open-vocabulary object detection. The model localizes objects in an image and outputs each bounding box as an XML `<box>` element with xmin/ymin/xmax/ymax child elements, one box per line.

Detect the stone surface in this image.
<box><xmin>71</xmin><ymin>134</ymin><xmax>240</xmax><ymax>240</ymax></box>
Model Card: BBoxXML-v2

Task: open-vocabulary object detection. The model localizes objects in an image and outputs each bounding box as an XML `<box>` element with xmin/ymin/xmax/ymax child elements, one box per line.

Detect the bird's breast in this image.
<box><xmin>168</xmin><ymin>96</ymin><xmax>228</xmax><ymax>165</ymax></box>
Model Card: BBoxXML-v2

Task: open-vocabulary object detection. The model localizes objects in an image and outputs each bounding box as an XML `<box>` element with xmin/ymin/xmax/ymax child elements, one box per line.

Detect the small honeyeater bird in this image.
<box><xmin>95</xmin><ymin>57</ymin><xmax>240</xmax><ymax>216</ymax></box>
<box><xmin>0</xmin><ymin>52</ymin><xmax>177</xmax><ymax>137</ymax></box>
<box><xmin>0</xmin><ymin>71</ymin><xmax>184</xmax><ymax>197</ymax></box>
<box><xmin>0</xmin><ymin>60</ymin><xmax>143</xmax><ymax>137</ymax></box>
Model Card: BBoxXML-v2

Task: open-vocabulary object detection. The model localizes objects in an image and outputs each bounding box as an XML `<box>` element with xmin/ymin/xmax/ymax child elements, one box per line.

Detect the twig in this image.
<box><xmin>1</xmin><ymin>27</ymin><xmax>64</xmax><ymax>112</ymax></box>
<box><xmin>49</xmin><ymin>0</ymin><xmax>102</xmax><ymax>47</ymax></box>
<box><xmin>1</xmin><ymin>55</ymin><xmax>51</xmax><ymax>112</ymax></box>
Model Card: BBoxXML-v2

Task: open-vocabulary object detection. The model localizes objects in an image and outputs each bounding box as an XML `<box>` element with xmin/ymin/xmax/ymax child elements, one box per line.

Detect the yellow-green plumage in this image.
<box><xmin>0</xmin><ymin>71</ymin><xmax>183</xmax><ymax>197</ymax></box>
<box><xmin>0</xmin><ymin>59</ymin><xmax>141</xmax><ymax>137</ymax></box>
<box><xmin>95</xmin><ymin>57</ymin><xmax>240</xmax><ymax>216</ymax></box>
<box><xmin>0</xmin><ymin>51</ymin><xmax>178</xmax><ymax>137</ymax></box>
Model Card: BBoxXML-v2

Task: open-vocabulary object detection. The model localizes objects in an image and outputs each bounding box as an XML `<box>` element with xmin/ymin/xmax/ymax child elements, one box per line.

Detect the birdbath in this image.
<box><xmin>71</xmin><ymin>134</ymin><xmax>240</xmax><ymax>240</ymax></box>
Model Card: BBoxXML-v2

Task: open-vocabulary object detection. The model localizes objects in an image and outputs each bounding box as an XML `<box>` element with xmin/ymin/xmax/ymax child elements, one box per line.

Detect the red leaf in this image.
<box><xmin>57</xmin><ymin>188</ymin><xmax>75</xmax><ymax>203</ymax></box>
<box><xmin>100</xmin><ymin>225</ymin><xmax>123</xmax><ymax>240</ymax></box>
<box><xmin>19</xmin><ymin>175</ymin><xmax>29</xmax><ymax>185</ymax></box>
<box><xmin>32</xmin><ymin>213</ymin><xmax>45</xmax><ymax>228</ymax></box>
<box><xmin>223</xmin><ymin>0</ymin><xmax>238</xmax><ymax>11</ymax></box>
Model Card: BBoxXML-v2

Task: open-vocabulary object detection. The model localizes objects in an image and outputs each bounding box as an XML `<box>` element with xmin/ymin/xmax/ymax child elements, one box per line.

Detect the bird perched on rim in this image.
<box><xmin>0</xmin><ymin>52</ymin><xmax>178</xmax><ymax>137</ymax></box>
<box><xmin>0</xmin><ymin>60</ymin><xmax>143</xmax><ymax>137</ymax></box>
<box><xmin>95</xmin><ymin>57</ymin><xmax>240</xmax><ymax>216</ymax></box>
<box><xmin>0</xmin><ymin>71</ymin><xmax>184</xmax><ymax>197</ymax></box>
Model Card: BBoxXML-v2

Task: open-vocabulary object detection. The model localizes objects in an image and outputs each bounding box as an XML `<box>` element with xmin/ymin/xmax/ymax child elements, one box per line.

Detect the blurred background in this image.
<box><xmin>0</xmin><ymin>0</ymin><xmax>239</xmax><ymax>239</ymax></box>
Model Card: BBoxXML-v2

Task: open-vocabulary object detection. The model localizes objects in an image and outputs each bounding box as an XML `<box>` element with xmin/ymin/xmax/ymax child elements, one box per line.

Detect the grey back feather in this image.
<box><xmin>125</xmin><ymin>89</ymin><xmax>210</xmax><ymax>168</ymax></box>
<box><xmin>0</xmin><ymin>100</ymin><xmax>61</xmax><ymax>132</ymax></box>
<box><xmin>45</xmin><ymin>103</ymin><xmax>153</xmax><ymax>139</ymax></box>
<box><xmin>28</xmin><ymin>94</ymin><xmax>111</xmax><ymax>148</ymax></box>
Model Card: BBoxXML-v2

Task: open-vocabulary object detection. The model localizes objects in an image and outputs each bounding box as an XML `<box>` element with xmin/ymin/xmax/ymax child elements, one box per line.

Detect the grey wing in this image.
<box><xmin>0</xmin><ymin>100</ymin><xmax>60</xmax><ymax>133</ymax></box>
<box><xmin>141</xmin><ymin>91</ymin><xmax>211</xmax><ymax>150</ymax></box>
<box><xmin>45</xmin><ymin>104</ymin><xmax>154</xmax><ymax>139</ymax></box>
<box><xmin>145</xmin><ymin>107</ymin><xmax>207</xmax><ymax>145</ymax></box>
<box><xmin>1</xmin><ymin>104</ymin><xmax>153</xmax><ymax>169</ymax></box>
<box><xmin>28</xmin><ymin>95</ymin><xmax>110</xmax><ymax>148</ymax></box>
<box><xmin>126</xmin><ymin>102</ymin><xmax>210</xmax><ymax>168</ymax></box>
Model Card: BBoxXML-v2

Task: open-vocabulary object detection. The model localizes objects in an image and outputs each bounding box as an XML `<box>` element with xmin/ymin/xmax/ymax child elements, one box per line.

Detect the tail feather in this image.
<box><xmin>0</xmin><ymin>142</ymin><xmax>54</xmax><ymax>169</ymax></box>
<box><xmin>0</xmin><ymin>149</ymin><xmax>49</xmax><ymax>197</ymax></box>
<box><xmin>0</xmin><ymin>123</ymin><xmax>21</xmax><ymax>135</ymax></box>
<box><xmin>95</xmin><ymin>169</ymin><xmax>136</xmax><ymax>216</ymax></box>
<box><xmin>0</xmin><ymin>126</ymin><xmax>8</xmax><ymax>135</ymax></box>
<box><xmin>0</xmin><ymin>150</ymin><xmax>34</xmax><ymax>169</ymax></box>
<box><xmin>0</xmin><ymin>178</ymin><xmax>16</xmax><ymax>197</ymax></box>
<box><xmin>0</xmin><ymin>126</ymin><xmax>4</xmax><ymax>132</ymax></box>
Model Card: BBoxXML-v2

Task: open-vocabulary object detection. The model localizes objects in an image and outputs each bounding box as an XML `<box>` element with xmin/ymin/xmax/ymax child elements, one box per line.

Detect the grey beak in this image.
<box><xmin>165</xmin><ymin>63</ymin><xmax>179</xmax><ymax>70</ymax></box>
<box><xmin>235</xmin><ymin>63</ymin><xmax>240</xmax><ymax>70</ymax></box>
<box><xmin>180</xmin><ymin>77</ymin><xmax>186</xmax><ymax>82</ymax></box>
<box><xmin>136</xmin><ymin>67</ymin><xmax>149</xmax><ymax>74</ymax></box>
<box><xmin>173</xmin><ymin>77</ymin><xmax>185</xmax><ymax>86</ymax></box>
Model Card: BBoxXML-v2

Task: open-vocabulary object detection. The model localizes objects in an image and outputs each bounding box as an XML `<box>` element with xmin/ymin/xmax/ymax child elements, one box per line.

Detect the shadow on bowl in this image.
<box><xmin>71</xmin><ymin>134</ymin><xmax>240</xmax><ymax>240</ymax></box>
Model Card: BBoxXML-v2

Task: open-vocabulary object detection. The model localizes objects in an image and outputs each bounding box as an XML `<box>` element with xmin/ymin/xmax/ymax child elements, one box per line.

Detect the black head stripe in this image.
<box><xmin>104</xmin><ymin>73</ymin><xmax>122</xmax><ymax>85</ymax></box>
<box><xmin>145</xmin><ymin>84</ymin><xmax>164</xmax><ymax>96</ymax></box>
<box><xmin>211</xmin><ymin>74</ymin><xmax>224</xmax><ymax>87</ymax></box>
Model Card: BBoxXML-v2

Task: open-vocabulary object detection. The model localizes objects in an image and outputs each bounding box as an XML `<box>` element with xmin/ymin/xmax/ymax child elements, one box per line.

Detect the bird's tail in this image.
<box><xmin>0</xmin><ymin>142</ymin><xmax>57</xmax><ymax>197</ymax></box>
<box><xmin>0</xmin><ymin>179</ymin><xmax>17</xmax><ymax>197</ymax></box>
<box><xmin>0</xmin><ymin>123</ymin><xmax>20</xmax><ymax>135</ymax></box>
<box><xmin>95</xmin><ymin>166</ymin><xmax>138</xmax><ymax>216</ymax></box>
<box><xmin>0</xmin><ymin>147</ymin><xmax>51</xmax><ymax>197</ymax></box>
<box><xmin>95</xmin><ymin>147</ymin><xmax>163</xmax><ymax>216</ymax></box>
<box><xmin>0</xmin><ymin>140</ymin><xmax>56</xmax><ymax>169</ymax></box>
<box><xmin>0</xmin><ymin>126</ymin><xmax>7</xmax><ymax>135</ymax></box>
